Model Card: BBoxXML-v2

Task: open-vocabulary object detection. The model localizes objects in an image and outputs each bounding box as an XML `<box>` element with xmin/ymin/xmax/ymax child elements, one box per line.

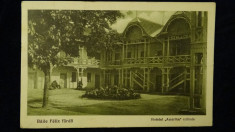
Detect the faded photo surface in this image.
<box><xmin>21</xmin><ymin>2</ymin><xmax>215</xmax><ymax>128</ymax></box>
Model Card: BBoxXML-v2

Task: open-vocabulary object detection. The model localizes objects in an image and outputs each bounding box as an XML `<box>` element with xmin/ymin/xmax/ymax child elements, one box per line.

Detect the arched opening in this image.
<box><xmin>166</xmin><ymin>18</ymin><xmax>191</xmax><ymax>56</ymax></box>
<box><xmin>151</xmin><ymin>67</ymin><xmax>162</xmax><ymax>92</ymax></box>
<box><xmin>125</xmin><ymin>25</ymin><xmax>143</xmax><ymax>42</ymax></box>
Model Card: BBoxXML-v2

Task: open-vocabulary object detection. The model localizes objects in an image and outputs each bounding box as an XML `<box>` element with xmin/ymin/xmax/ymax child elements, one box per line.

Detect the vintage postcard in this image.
<box><xmin>21</xmin><ymin>1</ymin><xmax>215</xmax><ymax>128</ymax></box>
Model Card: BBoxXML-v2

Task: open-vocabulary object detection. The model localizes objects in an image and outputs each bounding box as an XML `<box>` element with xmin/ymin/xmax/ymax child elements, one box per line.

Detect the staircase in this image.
<box><xmin>168</xmin><ymin>72</ymin><xmax>186</xmax><ymax>92</ymax></box>
<box><xmin>131</xmin><ymin>71</ymin><xmax>154</xmax><ymax>91</ymax></box>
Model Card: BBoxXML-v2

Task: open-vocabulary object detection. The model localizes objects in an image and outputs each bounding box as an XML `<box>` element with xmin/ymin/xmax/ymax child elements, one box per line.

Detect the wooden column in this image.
<box><xmin>167</xmin><ymin>37</ymin><xmax>170</xmax><ymax>57</ymax></box>
<box><xmin>166</xmin><ymin>68</ymin><xmax>170</xmax><ymax>92</ymax></box>
<box><xmin>122</xmin><ymin>44</ymin><xmax>124</xmax><ymax>61</ymax></box>
<box><xmin>147</xmin><ymin>39</ymin><xmax>150</xmax><ymax>57</ymax></box>
<box><xmin>166</xmin><ymin>37</ymin><xmax>170</xmax><ymax>64</ymax></box>
<box><xmin>118</xmin><ymin>69</ymin><xmax>121</xmax><ymax>87</ymax></box>
<box><xmin>76</xmin><ymin>67</ymin><xmax>80</xmax><ymax>89</ymax></box>
<box><xmin>143</xmin><ymin>68</ymin><xmax>146</xmax><ymax>91</ymax></box>
<box><xmin>126</xmin><ymin>44</ymin><xmax>128</xmax><ymax>58</ymax></box>
<box><xmin>81</xmin><ymin>68</ymin><xmax>84</xmax><ymax>85</ymax></box>
<box><xmin>162</xmin><ymin>40</ymin><xmax>165</xmax><ymax>56</ymax></box>
<box><xmin>121</xmin><ymin>68</ymin><xmax>124</xmax><ymax>87</ymax></box>
<box><xmin>125</xmin><ymin>68</ymin><xmax>127</xmax><ymax>87</ymax></box>
<box><xmin>161</xmin><ymin>68</ymin><xmax>165</xmax><ymax>93</ymax></box>
<box><xmin>144</xmin><ymin>39</ymin><xmax>147</xmax><ymax>63</ymax></box>
<box><xmin>184</xmin><ymin>68</ymin><xmax>187</xmax><ymax>94</ymax></box>
<box><xmin>129</xmin><ymin>69</ymin><xmax>132</xmax><ymax>89</ymax></box>
<box><xmin>147</xmin><ymin>68</ymin><xmax>150</xmax><ymax>92</ymax></box>
<box><xmin>190</xmin><ymin>65</ymin><xmax>195</xmax><ymax>110</ymax></box>
<box><xmin>202</xmin><ymin>58</ymin><xmax>207</xmax><ymax>112</ymax></box>
<box><xmin>103</xmin><ymin>69</ymin><xmax>106</xmax><ymax>87</ymax></box>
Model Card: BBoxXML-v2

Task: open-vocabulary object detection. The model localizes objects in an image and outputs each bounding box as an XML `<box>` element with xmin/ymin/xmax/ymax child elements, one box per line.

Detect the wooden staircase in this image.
<box><xmin>131</xmin><ymin>71</ymin><xmax>154</xmax><ymax>90</ymax></box>
<box><xmin>168</xmin><ymin>72</ymin><xmax>186</xmax><ymax>92</ymax></box>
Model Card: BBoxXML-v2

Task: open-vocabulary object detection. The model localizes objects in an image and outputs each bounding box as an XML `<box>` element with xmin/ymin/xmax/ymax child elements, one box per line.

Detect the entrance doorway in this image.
<box><xmin>60</xmin><ymin>73</ymin><xmax>67</xmax><ymax>88</ymax></box>
<box><xmin>155</xmin><ymin>75</ymin><xmax>162</xmax><ymax>92</ymax></box>
<box><xmin>95</xmin><ymin>74</ymin><xmax>100</xmax><ymax>88</ymax></box>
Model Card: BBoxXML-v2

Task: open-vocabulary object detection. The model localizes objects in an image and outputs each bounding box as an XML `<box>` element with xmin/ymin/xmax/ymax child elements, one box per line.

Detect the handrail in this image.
<box><xmin>132</xmin><ymin>78</ymin><xmax>144</xmax><ymax>88</ymax></box>
<box><xmin>136</xmin><ymin>72</ymin><xmax>144</xmax><ymax>78</ymax></box>
<box><xmin>132</xmin><ymin>71</ymin><xmax>155</xmax><ymax>88</ymax></box>
<box><xmin>132</xmin><ymin>71</ymin><xmax>144</xmax><ymax>82</ymax></box>
<box><xmin>169</xmin><ymin>73</ymin><xmax>184</xmax><ymax>84</ymax></box>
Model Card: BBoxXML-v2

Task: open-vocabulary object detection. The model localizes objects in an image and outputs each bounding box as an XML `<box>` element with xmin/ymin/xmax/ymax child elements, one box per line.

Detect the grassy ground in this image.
<box><xmin>27</xmin><ymin>88</ymin><xmax>190</xmax><ymax>115</ymax></box>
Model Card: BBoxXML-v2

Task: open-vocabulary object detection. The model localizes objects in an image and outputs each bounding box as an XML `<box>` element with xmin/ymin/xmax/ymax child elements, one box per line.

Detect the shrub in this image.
<box><xmin>82</xmin><ymin>86</ymin><xmax>141</xmax><ymax>100</ymax></box>
<box><xmin>49</xmin><ymin>80</ymin><xmax>61</xmax><ymax>90</ymax></box>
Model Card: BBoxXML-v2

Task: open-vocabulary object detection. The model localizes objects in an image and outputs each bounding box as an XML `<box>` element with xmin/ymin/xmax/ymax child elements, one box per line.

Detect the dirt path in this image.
<box><xmin>28</xmin><ymin>88</ymin><xmax>189</xmax><ymax>115</ymax></box>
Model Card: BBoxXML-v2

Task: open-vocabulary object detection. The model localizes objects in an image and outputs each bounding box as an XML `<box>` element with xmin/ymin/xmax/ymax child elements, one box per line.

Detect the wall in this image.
<box><xmin>51</xmin><ymin>66</ymin><xmax>77</xmax><ymax>88</ymax></box>
<box><xmin>28</xmin><ymin>68</ymin><xmax>44</xmax><ymax>89</ymax></box>
<box><xmin>85</xmin><ymin>68</ymin><xmax>101</xmax><ymax>88</ymax></box>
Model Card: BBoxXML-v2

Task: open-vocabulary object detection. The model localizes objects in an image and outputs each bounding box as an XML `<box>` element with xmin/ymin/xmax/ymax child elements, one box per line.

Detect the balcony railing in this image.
<box><xmin>102</xmin><ymin>55</ymin><xmax>190</xmax><ymax>66</ymax></box>
<box><xmin>68</xmin><ymin>57</ymin><xmax>100</xmax><ymax>66</ymax></box>
<box><xmin>166</xmin><ymin>55</ymin><xmax>191</xmax><ymax>63</ymax></box>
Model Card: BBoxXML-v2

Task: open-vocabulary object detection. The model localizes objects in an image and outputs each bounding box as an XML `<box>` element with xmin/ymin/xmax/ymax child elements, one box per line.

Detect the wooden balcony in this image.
<box><xmin>125</xmin><ymin>55</ymin><xmax>190</xmax><ymax>65</ymax></box>
<box><xmin>67</xmin><ymin>57</ymin><xmax>100</xmax><ymax>68</ymax></box>
<box><xmin>102</xmin><ymin>55</ymin><xmax>190</xmax><ymax>67</ymax></box>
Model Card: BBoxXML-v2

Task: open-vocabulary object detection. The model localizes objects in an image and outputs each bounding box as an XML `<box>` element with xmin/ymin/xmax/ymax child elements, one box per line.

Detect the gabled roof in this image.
<box><xmin>124</xmin><ymin>17</ymin><xmax>163</xmax><ymax>37</ymax></box>
<box><xmin>156</xmin><ymin>11</ymin><xmax>191</xmax><ymax>37</ymax></box>
<box><xmin>123</xmin><ymin>11</ymin><xmax>191</xmax><ymax>38</ymax></box>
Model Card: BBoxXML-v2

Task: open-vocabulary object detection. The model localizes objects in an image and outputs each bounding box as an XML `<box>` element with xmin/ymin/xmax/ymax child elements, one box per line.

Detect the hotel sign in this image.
<box><xmin>169</xmin><ymin>34</ymin><xmax>190</xmax><ymax>40</ymax></box>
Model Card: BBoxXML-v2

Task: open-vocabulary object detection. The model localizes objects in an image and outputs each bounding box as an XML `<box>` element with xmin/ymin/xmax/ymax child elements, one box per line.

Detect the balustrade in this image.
<box><xmin>68</xmin><ymin>57</ymin><xmax>100</xmax><ymax>66</ymax></box>
<box><xmin>123</xmin><ymin>55</ymin><xmax>190</xmax><ymax>65</ymax></box>
<box><xmin>102</xmin><ymin>55</ymin><xmax>190</xmax><ymax>66</ymax></box>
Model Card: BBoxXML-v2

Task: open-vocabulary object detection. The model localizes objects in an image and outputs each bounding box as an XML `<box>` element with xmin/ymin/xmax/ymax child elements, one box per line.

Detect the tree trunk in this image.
<box><xmin>42</xmin><ymin>68</ymin><xmax>50</xmax><ymax>108</ymax></box>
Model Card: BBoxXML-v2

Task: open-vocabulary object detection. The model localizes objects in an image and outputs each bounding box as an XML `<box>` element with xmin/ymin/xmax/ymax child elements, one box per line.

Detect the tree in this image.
<box><xmin>28</xmin><ymin>10</ymin><xmax>123</xmax><ymax>107</ymax></box>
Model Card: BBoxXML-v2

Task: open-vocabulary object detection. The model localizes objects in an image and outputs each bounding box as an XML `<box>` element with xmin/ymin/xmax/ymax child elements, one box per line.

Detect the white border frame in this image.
<box><xmin>21</xmin><ymin>1</ymin><xmax>215</xmax><ymax>128</ymax></box>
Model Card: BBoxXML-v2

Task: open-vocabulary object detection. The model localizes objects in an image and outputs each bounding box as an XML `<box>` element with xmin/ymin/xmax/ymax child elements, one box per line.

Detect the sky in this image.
<box><xmin>111</xmin><ymin>11</ymin><xmax>176</xmax><ymax>33</ymax></box>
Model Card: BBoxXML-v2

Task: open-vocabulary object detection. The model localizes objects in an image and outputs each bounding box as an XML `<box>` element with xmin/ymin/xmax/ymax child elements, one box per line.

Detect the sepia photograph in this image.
<box><xmin>21</xmin><ymin>1</ymin><xmax>215</xmax><ymax>128</ymax></box>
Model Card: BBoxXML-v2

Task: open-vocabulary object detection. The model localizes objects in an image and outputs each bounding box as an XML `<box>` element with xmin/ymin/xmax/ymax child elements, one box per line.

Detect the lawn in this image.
<box><xmin>27</xmin><ymin>88</ymin><xmax>190</xmax><ymax>115</ymax></box>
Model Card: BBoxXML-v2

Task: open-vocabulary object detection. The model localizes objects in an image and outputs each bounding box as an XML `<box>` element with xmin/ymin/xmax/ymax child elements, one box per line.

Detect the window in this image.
<box><xmin>127</xmin><ymin>52</ymin><xmax>131</xmax><ymax>58</ymax></box>
<box><xmin>71</xmin><ymin>72</ymin><xmax>76</xmax><ymax>82</ymax></box>
<box><xmin>115</xmin><ymin>53</ymin><xmax>120</xmax><ymax>60</ymax></box>
<box><xmin>87</xmin><ymin>73</ymin><xmax>91</xmax><ymax>82</ymax></box>
<box><xmin>140</xmin><ymin>51</ymin><xmax>144</xmax><ymax>57</ymax></box>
